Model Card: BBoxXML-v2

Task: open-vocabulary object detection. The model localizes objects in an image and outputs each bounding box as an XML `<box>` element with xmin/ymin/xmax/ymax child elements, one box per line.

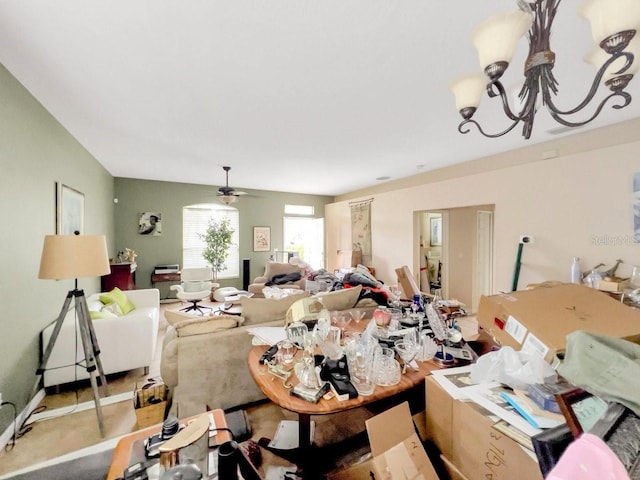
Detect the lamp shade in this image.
<box><xmin>219</xmin><ymin>195</ymin><xmax>238</xmax><ymax>205</ymax></box>
<box><xmin>449</xmin><ymin>73</ymin><xmax>487</xmax><ymax>110</ymax></box>
<box><xmin>471</xmin><ymin>10</ymin><xmax>533</xmax><ymax>69</ymax></box>
<box><xmin>584</xmin><ymin>35</ymin><xmax>640</xmax><ymax>81</ymax></box>
<box><xmin>39</xmin><ymin>235</ymin><xmax>110</xmax><ymax>280</ymax></box>
<box><xmin>579</xmin><ymin>0</ymin><xmax>640</xmax><ymax>44</ymax></box>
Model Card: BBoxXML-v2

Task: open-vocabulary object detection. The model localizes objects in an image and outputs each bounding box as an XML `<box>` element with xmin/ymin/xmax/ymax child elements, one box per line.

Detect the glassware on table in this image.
<box><xmin>346</xmin><ymin>340</ymin><xmax>376</xmax><ymax>396</ymax></box>
<box><xmin>278</xmin><ymin>340</ymin><xmax>296</xmax><ymax>365</ymax></box>
<box><xmin>373</xmin><ymin>308</ymin><xmax>392</xmax><ymax>339</ymax></box>
<box><xmin>331</xmin><ymin>311</ymin><xmax>352</xmax><ymax>340</ymax></box>
<box><xmin>349</xmin><ymin>308</ymin><xmax>366</xmax><ymax>324</ymax></box>
<box><xmin>394</xmin><ymin>340</ymin><xmax>419</xmax><ymax>374</ymax></box>
<box><xmin>416</xmin><ymin>334</ymin><xmax>438</xmax><ymax>362</ymax></box>
<box><xmin>374</xmin><ymin>347</ymin><xmax>401</xmax><ymax>386</ymax></box>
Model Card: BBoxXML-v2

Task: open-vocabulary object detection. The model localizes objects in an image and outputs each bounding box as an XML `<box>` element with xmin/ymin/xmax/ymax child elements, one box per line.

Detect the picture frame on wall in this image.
<box><xmin>253</xmin><ymin>226</ymin><xmax>271</xmax><ymax>252</ymax></box>
<box><xmin>430</xmin><ymin>216</ymin><xmax>442</xmax><ymax>246</ymax></box>
<box><xmin>56</xmin><ymin>183</ymin><xmax>84</xmax><ymax>235</ymax></box>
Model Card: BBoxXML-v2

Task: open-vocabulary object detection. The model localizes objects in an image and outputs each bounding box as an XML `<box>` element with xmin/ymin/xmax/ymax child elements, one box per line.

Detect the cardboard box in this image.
<box><xmin>425</xmin><ymin>376</ymin><xmax>453</xmax><ymax>459</ymax></box>
<box><xmin>328</xmin><ymin>402</ymin><xmax>438</xmax><ymax>480</ymax></box>
<box><xmin>477</xmin><ymin>284</ymin><xmax>640</xmax><ymax>362</ymax></box>
<box><xmin>440</xmin><ymin>455</ymin><xmax>470</xmax><ymax>480</ymax></box>
<box><xmin>366</xmin><ymin>402</ymin><xmax>439</xmax><ymax>480</ymax></box>
<box><xmin>425</xmin><ymin>376</ymin><xmax>542</xmax><ymax>480</ymax></box>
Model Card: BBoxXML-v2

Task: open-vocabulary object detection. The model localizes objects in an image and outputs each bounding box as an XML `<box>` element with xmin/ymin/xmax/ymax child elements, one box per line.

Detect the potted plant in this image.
<box><xmin>199</xmin><ymin>217</ymin><xmax>234</xmax><ymax>292</ymax></box>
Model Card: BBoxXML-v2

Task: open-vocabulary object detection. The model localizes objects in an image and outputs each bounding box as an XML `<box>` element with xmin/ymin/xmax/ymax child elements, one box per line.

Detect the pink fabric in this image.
<box><xmin>547</xmin><ymin>433</ymin><xmax>630</xmax><ymax>480</ymax></box>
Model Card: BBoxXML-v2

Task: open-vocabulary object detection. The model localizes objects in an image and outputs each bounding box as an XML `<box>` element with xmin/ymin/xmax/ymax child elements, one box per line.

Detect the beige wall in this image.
<box><xmin>327</xmin><ymin>133</ymin><xmax>640</xmax><ymax>303</ymax></box>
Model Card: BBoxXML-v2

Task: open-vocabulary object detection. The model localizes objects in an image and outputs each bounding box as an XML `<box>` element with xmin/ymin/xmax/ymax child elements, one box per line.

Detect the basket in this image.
<box><xmin>133</xmin><ymin>378</ymin><xmax>168</xmax><ymax>428</ymax></box>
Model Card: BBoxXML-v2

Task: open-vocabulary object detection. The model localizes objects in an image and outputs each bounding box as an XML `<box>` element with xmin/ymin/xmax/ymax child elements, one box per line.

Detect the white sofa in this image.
<box><xmin>41</xmin><ymin>288</ymin><xmax>160</xmax><ymax>388</ymax></box>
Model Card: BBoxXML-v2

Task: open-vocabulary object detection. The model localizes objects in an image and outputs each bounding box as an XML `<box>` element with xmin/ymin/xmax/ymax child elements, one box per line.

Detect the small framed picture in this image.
<box><xmin>253</xmin><ymin>226</ymin><xmax>271</xmax><ymax>252</ymax></box>
<box><xmin>139</xmin><ymin>212</ymin><xmax>162</xmax><ymax>236</ymax></box>
<box><xmin>555</xmin><ymin>387</ymin><xmax>609</xmax><ymax>438</ymax></box>
<box><xmin>56</xmin><ymin>183</ymin><xmax>84</xmax><ymax>235</ymax></box>
<box><xmin>430</xmin><ymin>217</ymin><xmax>442</xmax><ymax>246</ymax></box>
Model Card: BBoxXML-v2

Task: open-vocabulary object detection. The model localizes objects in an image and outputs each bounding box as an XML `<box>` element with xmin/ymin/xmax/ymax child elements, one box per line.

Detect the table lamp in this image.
<box><xmin>37</xmin><ymin>233</ymin><xmax>111</xmax><ymax>436</ymax></box>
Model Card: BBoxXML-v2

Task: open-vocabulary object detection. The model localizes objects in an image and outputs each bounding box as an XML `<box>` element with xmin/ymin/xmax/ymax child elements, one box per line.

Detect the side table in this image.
<box><xmin>106</xmin><ymin>409</ymin><xmax>231</xmax><ymax>480</ymax></box>
<box><xmin>151</xmin><ymin>272</ymin><xmax>181</xmax><ymax>300</ymax></box>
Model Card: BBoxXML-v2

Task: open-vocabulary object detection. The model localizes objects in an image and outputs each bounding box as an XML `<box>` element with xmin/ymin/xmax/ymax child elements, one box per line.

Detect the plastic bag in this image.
<box><xmin>470</xmin><ymin>346</ymin><xmax>557</xmax><ymax>390</ymax></box>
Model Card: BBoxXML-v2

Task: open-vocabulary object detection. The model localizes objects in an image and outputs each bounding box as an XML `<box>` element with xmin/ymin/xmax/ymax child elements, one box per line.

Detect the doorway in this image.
<box><xmin>418</xmin><ymin>205</ymin><xmax>494</xmax><ymax>312</ymax></box>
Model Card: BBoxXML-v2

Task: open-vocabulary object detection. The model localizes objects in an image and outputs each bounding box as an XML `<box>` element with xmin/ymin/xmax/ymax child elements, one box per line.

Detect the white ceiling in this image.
<box><xmin>1</xmin><ymin>1</ymin><xmax>639</xmax><ymax>196</ymax></box>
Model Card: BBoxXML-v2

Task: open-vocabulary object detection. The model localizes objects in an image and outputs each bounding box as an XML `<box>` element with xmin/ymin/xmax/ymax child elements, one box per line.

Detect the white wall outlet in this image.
<box><xmin>519</xmin><ymin>235</ymin><xmax>534</xmax><ymax>244</ymax></box>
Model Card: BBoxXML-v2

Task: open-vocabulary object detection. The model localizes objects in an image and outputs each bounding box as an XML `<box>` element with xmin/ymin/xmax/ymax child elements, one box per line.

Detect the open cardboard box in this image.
<box><xmin>477</xmin><ymin>283</ymin><xmax>640</xmax><ymax>362</ymax></box>
<box><xmin>425</xmin><ymin>375</ymin><xmax>542</xmax><ymax>480</ymax></box>
<box><xmin>328</xmin><ymin>402</ymin><xmax>439</xmax><ymax>480</ymax></box>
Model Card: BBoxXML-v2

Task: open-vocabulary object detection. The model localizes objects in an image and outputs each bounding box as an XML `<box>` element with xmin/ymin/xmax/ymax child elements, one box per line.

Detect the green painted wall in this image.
<box><xmin>114</xmin><ymin>178</ymin><xmax>333</xmax><ymax>297</ymax></box>
<box><xmin>0</xmin><ymin>63</ymin><xmax>114</xmax><ymax>435</ymax></box>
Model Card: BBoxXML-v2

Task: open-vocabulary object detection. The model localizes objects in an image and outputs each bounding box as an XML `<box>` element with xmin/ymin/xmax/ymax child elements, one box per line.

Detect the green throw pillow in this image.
<box><xmin>99</xmin><ymin>287</ymin><xmax>136</xmax><ymax>315</ymax></box>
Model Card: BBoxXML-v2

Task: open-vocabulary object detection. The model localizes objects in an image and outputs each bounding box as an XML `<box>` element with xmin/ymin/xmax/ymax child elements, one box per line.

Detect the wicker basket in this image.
<box><xmin>133</xmin><ymin>379</ymin><xmax>168</xmax><ymax>428</ymax></box>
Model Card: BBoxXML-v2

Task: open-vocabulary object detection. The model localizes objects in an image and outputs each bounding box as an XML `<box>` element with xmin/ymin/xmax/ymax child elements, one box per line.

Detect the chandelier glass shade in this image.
<box><xmin>450</xmin><ymin>0</ymin><xmax>640</xmax><ymax>139</ymax></box>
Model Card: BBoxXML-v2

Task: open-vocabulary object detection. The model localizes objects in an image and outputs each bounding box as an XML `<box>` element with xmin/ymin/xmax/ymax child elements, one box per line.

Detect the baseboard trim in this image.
<box><xmin>0</xmin><ymin>388</ymin><xmax>46</xmax><ymax>452</ymax></box>
<box><xmin>26</xmin><ymin>390</ymin><xmax>133</xmax><ymax>424</ymax></box>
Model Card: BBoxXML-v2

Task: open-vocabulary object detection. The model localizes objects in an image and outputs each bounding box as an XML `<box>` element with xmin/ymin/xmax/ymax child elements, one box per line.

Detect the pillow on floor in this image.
<box><xmin>99</xmin><ymin>287</ymin><xmax>136</xmax><ymax>315</ymax></box>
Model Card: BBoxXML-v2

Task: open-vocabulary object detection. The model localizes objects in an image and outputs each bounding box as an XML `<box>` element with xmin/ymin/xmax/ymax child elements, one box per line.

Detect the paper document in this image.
<box><xmin>268</xmin><ymin>420</ymin><xmax>315</xmax><ymax>450</ymax></box>
<box><xmin>246</xmin><ymin>326</ymin><xmax>287</xmax><ymax>346</ymax></box>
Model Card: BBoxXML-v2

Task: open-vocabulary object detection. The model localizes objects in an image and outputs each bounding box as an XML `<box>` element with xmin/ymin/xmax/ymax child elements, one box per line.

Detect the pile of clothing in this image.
<box><xmin>307</xmin><ymin>265</ymin><xmax>390</xmax><ymax>306</ymax></box>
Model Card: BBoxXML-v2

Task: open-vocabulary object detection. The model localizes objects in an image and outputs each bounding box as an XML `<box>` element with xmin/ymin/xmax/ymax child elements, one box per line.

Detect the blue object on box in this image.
<box><xmin>527</xmin><ymin>382</ymin><xmax>572</xmax><ymax>414</ymax></box>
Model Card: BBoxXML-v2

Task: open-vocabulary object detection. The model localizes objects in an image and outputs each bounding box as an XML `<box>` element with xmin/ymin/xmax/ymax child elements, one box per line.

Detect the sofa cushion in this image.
<box><xmin>264</xmin><ymin>261</ymin><xmax>301</xmax><ymax>282</ymax></box>
<box><xmin>240</xmin><ymin>292</ymin><xmax>310</xmax><ymax>326</ymax></box>
<box><xmin>316</xmin><ymin>284</ymin><xmax>363</xmax><ymax>311</ymax></box>
<box><xmin>174</xmin><ymin>315</ymin><xmax>238</xmax><ymax>337</ymax></box>
<box><xmin>99</xmin><ymin>287</ymin><xmax>136</xmax><ymax>315</ymax></box>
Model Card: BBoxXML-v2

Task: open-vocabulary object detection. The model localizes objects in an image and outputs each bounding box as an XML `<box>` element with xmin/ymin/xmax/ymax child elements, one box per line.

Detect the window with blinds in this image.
<box><xmin>182</xmin><ymin>203</ymin><xmax>239</xmax><ymax>278</ymax></box>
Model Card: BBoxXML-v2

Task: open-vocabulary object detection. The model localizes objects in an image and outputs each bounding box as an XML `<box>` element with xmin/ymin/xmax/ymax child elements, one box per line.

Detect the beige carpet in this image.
<box><xmin>0</xmin><ymin>299</ymin><xmax>377</xmax><ymax>478</ymax></box>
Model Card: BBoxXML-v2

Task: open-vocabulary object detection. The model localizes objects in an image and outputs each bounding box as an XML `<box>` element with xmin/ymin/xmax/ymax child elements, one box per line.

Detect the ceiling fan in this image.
<box><xmin>217</xmin><ymin>166</ymin><xmax>247</xmax><ymax>205</ymax></box>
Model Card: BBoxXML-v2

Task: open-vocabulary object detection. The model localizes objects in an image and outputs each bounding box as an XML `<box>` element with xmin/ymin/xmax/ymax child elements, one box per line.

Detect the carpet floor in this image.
<box><xmin>0</xmin><ymin>300</ymin><xmax>379</xmax><ymax>479</ymax></box>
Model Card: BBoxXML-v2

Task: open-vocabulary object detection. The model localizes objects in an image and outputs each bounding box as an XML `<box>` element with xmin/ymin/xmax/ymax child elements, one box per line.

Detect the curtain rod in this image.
<box><xmin>348</xmin><ymin>197</ymin><xmax>374</xmax><ymax>206</ymax></box>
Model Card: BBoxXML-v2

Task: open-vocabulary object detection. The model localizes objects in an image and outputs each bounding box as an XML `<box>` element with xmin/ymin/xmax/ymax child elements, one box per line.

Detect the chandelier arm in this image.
<box><xmin>546</xmin><ymin>91</ymin><xmax>632</xmax><ymax>128</ymax></box>
<box><xmin>543</xmin><ymin>52</ymin><xmax>633</xmax><ymax>116</ymax></box>
<box><xmin>458</xmin><ymin>118</ymin><xmax>520</xmax><ymax>138</ymax></box>
<box><xmin>487</xmin><ymin>81</ymin><xmax>524</xmax><ymax>121</ymax></box>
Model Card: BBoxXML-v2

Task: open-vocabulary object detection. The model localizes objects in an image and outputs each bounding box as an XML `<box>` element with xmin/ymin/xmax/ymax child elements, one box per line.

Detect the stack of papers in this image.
<box><xmin>246</xmin><ymin>326</ymin><xmax>287</xmax><ymax>346</ymax></box>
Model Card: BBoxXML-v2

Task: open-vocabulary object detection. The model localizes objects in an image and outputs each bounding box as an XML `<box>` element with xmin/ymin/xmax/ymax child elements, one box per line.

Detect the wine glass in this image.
<box><xmin>394</xmin><ymin>340</ymin><xmax>419</xmax><ymax>373</ymax></box>
<box><xmin>349</xmin><ymin>309</ymin><xmax>366</xmax><ymax>324</ymax></box>
<box><xmin>331</xmin><ymin>312</ymin><xmax>352</xmax><ymax>342</ymax></box>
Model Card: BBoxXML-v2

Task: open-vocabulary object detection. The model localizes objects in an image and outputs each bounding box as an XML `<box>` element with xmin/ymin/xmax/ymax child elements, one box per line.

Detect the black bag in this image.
<box><xmin>225</xmin><ymin>409</ymin><xmax>252</xmax><ymax>443</ymax></box>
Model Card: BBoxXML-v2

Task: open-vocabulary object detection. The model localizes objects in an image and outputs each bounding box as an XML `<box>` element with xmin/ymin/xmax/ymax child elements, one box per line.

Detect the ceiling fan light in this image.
<box><xmin>579</xmin><ymin>0</ymin><xmax>640</xmax><ymax>44</ymax></box>
<box><xmin>471</xmin><ymin>10</ymin><xmax>533</xmax><ymax>70</ymax></box>
<box><xmin>449</xmin><ymin>73</ymin><xmax>487</xmax><ymax>111</ymax></box>
<box><xmin>219</xmin><ymin>195</ymin><xmax>238</xmax><ymax>205</ymax></box>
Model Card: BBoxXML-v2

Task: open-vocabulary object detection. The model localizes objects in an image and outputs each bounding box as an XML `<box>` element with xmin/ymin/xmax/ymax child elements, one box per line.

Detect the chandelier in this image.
<box><xmin>450</xmin><ymin>0</ymin><xmax>640</xmax><ymax>139</ymax></box>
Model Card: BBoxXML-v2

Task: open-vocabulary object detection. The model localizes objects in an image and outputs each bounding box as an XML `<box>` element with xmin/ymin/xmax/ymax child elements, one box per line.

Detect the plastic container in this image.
<box><xmin>571</xmin><ymin>257</ymin><xmax>582</xmax><ymax>284</ymax></box>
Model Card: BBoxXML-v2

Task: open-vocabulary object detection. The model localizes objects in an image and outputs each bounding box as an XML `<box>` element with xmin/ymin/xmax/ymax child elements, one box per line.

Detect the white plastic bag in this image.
<box><xmin>470</xmin><ymin>346</ymin><xmax>557</xmax><ymax>390</ymax></box>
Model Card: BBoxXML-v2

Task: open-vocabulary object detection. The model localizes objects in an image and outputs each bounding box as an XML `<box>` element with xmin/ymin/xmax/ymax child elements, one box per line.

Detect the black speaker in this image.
<box><xmin>242</xmin><ymin>258</ymin><xmax>250</xmax><ymax>290</ymax></box>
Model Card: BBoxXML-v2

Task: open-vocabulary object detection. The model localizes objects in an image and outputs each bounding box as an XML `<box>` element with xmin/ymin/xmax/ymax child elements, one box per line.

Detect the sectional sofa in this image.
<box><xmin>160</xmin><ymin>285</ymin><xmax>378</xmax><ymax>417</ymax></box>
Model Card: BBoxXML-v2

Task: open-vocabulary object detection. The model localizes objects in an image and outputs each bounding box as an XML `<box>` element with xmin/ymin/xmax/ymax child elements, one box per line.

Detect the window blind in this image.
<box><xmin>182</xmin><ymin>203</ymin><xmax>239</xmax><ymax>278</ymax></box>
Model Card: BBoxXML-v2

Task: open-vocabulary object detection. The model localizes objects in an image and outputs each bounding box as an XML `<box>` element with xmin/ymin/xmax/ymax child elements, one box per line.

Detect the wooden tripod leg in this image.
<box><xmin>76</xmin><ymin>293</ymin><xmax>109</xmax><ymax>395</ymax></box>
<box><xmin>75</xmin><ymin>293</ymin><xmax>107</xmax><ymax>437</ymax></box>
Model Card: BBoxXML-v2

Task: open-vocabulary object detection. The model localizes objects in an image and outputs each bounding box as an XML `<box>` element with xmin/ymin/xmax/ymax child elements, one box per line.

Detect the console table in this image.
<box><xmin>101</xmin><ymin>262</ymin><xmax>136</xmax><ymax>291</ymax></box>
<box><xmin>151</xmin><ymin>271</ymin><xmax>181</xmax><ymax>288</ymax></box>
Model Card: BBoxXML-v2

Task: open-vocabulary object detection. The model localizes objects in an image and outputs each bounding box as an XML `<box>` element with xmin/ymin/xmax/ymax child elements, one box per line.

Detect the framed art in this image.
<box><xmin>56</xmin><ymin>183</ymin><xmax>84</xmax><ymax>235</ymax></box>
<box><xmin>555</xmin><ymin>387</ymin><xmax>609</xmax><ymax>438</ymax></box>
<box><xmin>139</xmin><ymin>212</ymin><xmax>162</xmax><ymax>236</ymax></box>
<box><xmin>253</xmin><ymin>226</ymin><xmax>271</xmax><ymax>252</ymax></box>
<box><xmin>430</xmin><ymin>216</ymin><xmax>442</xmax><ymax>246</ymax></box>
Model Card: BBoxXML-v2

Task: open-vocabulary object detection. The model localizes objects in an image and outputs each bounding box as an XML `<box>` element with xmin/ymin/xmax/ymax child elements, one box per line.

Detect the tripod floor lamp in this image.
<box><xmin>37</xmin><ymin>233</ymin><xmax>111</xmax><ymax>436</ymax></box>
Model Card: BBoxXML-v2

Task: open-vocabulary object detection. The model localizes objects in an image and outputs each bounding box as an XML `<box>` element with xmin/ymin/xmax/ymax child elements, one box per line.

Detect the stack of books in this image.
<box><xmin>154</xmin><ymin>264</ymin><xmax>179</xmax><ymax>274</ymax></box>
